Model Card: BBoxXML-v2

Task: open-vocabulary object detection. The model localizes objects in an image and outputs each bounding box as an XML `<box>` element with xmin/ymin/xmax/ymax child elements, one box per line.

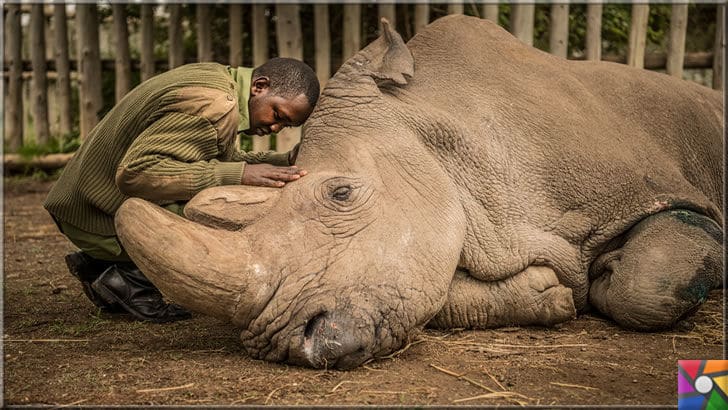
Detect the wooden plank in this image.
<box><xmin>229</xmin><ymin>4</ymin><xmax>244</xmax><ymax>67</ymax></box>
<box><xmin>481</xmin><ymin>4</ymin><xmax>499</xmax><ymax>23</ymax></box>
<box><xmin>5</xmin><ymin>4</ymin><xmax>24</xmax><ymax>151</ymax></box>
<box><xmin>8</xmin><ymin>47</ymin><xmax>713</xmax><ymax>78</ymax></box>
<box><xmin>112</xmin><ymin>4</ymin><xmax>131</xmax><ymax>102</ymax></box>
<box><xmin>713</xmin><ymin>5</ymin><xmax>724</xmax><ymax>90</ymax></box>
<box><xmin>666</xmin><ymin>4</ymin><xmax>688</xmax><ymax>78</ymax></box>
<box><xmin>510</xmin><ymin>4</ymin><xmax>535</xmax><ymax>46</ymax></box>
<box><xmin>586</xmin><ymin>3</ymin><xmax>602</xmax><ymax>61</ymax></box>
<box><xmin>168</xmin><ymin>4</ymin><xmax>184</xmax><ymax>69</ymax></box>
<box><xmin>276</xmin><ymin>5</ymin><xmax>302</xmax><ymax>60</ymax></box>
<box><xmin>76</xmin><ymin>4</ymin><xmax>102</xmax><ymax>140</ymax></box>
<box><xmin>549</xmin><ymin>3</ymin><xmax>569</xmax><ymax>58</ymax></box>
<box><xmin>628</xmin><ymin>4</ymin><xmax>649</xmax><ymax>68</ymax></box>
<box><xmin>275</xmin><ymin>4</ymin><xmax>303</xmax><ymax>153</ymax></box>
<box><xmin>4</xmin><ymin>153</ymin><xmax>75</xmax><ymax>173</ymax></box>
<box><xmin>53</xmin><ymin>5</ymin><xmax>72</xmax><ymax>136</ymax></box>
<box><xmin>251</xmin><ymin>4</ymin><xmax>270</xmax><ymax>152</ymax></box>
<box><xmin>140</xmin><ymin>4</ymin><xmax>155</xmax><ymax>81</ymax></box>
<box><xmin>314</xmin><ymin>4</ymin><xmax>331</xmax><ymax>87</ymax></box>
<box><xmin>379</xmin><ymin>4</ymin><xmax>396</xmax><ymax>28</ymax></box>
<box><xmin>414</xmin><ymin>4</ymin><xmax>429</xmax><ymax>34</ymax></box>
<box><xmin>342</xmin><ymin>4</ymin><xmax>361</xmax><ymax>61</ymax></box>
<box><xmin>448</xmin><ymin>4</ymin><xmax>464</xmax><ymax>15</ymax></box>
<box><xmin>197</xmin><ymin>4</ymin><xmax>213</xmax><ymax>62</ymax></box>
<box><xmin>30</xmin><ymin>4</ymin><xmax>50</xmax><ymax>145</ymax></box>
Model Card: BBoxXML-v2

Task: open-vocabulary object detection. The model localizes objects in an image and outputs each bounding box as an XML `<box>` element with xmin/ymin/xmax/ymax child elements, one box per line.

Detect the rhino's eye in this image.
<box><xmin>331</xmin><ymin>185</ymin><xmax>352</xmax><ymax>201</ymax></box>
<box><xmin>317</xmin><ymin>177</ymin><xmax>366</xmax><ymax>212</ymax></box>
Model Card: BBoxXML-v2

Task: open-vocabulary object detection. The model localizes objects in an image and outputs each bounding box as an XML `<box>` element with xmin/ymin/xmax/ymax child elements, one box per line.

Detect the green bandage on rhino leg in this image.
<box><xmin>427</xmin><ymin>266</ymin><xmax>576</xmax><ymax>329</ymax></box>
<box><xmin>588</xmin><ymin>209</ymin><xmax>723</xmax><ymax>331</ymax></box>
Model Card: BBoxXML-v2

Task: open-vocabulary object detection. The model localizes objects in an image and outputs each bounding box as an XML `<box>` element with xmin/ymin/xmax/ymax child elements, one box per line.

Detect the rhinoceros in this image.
<box><xmin>115</xmin><ymin>15</ymin><xmax>724</xmax><ymax>369</ymax></box>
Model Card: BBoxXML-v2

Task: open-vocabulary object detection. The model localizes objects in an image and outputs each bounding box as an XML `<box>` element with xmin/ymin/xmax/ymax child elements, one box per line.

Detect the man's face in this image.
<box><xmin>246</xmin><ymin>77</ymin><xmax>313</xmax><ymax>136</ymax></box>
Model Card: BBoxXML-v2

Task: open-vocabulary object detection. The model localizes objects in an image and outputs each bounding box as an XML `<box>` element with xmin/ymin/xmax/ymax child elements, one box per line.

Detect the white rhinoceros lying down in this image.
<box><xmin>115</xmin><ymin>15</ymin><xmax>724</xmax><ymax>369</ymax></box>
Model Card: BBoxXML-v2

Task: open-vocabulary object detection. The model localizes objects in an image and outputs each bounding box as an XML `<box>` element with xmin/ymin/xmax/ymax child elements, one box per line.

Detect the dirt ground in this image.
<box><xmin>3</xmin><ymin>177</ymin><xmax>725</xmax><ymax>406</ymax></box>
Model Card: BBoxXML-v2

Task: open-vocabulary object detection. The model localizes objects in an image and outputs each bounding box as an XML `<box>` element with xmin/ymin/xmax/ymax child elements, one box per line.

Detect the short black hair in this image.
<box><xmin>253</xmin><ymin>58</ymin><xmax>320</xmax><ymax>108</ymax></box>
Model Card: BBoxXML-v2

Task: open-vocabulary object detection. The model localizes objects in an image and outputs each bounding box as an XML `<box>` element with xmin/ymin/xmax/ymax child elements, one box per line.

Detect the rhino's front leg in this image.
<box><xmin>589</xmin><ymin>209</ymin><xmax>723</xmax><ymax>331</ymax></box>
<box><xmin>428</xmin><ymin>266</ymin><xmax>576</xmax><ymax>329</ymax></box>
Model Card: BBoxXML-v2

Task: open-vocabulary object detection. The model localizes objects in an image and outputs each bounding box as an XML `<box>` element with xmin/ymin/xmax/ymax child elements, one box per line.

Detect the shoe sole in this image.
<box><xmin>91</xmin><ymin>281</ymin><xmax>181</xmax><ymax>324</ymax></box>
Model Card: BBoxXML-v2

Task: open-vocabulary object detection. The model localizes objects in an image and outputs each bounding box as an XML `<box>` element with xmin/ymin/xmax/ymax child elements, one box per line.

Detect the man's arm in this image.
<box><xmin>116</xmin><ymin>112</ymin><xmax>304</xmax><ymax>202</ymax></box>
<box><xmin>115</xmin><ymin>111</ymin><xmax>246</xmax><ymax>201</ymax></box>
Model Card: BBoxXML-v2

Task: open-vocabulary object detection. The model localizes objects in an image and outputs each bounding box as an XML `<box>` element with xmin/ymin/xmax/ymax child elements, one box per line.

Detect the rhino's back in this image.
<box><xmin>408</xmin><ymin>15</ymin><xmax>723</xmax><ymax>217</ymax></box>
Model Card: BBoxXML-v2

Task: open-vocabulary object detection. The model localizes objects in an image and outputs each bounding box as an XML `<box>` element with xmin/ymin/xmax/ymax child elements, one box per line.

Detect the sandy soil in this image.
<box><xmin>3</xmin><ymin>177</ymin><xmax>724</xmax><ymax>406</ymax></box>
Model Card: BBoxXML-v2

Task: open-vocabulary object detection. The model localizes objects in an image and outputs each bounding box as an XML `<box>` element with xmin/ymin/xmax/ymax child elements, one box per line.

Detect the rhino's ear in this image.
<box><xmin>351</xmin><ymin>18</ymin><xmax>414</xmax><ymax>86</ymax></box>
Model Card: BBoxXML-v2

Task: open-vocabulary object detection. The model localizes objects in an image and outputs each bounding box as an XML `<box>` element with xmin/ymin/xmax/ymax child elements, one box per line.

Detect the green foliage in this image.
<box><xmin>239</xmin><ymin>133</ymin><xmax>277</xmax><ymax>152</ymax></box>
<box><xmin>16</xmin><ymin>132</ymin><xmax>81</xmax><ymax>159</ymax></box>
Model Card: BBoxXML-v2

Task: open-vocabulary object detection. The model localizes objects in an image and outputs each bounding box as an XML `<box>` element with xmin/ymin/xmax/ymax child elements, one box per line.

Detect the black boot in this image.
<box><xmin>91</xmin><ymin>263</ymin><xmax>192</xmax><ymax>323</ymax></box>
<box><xmin>64</xmin><ymin>252</ymin><xmax>124</xmax><ymax>312</ymax></box>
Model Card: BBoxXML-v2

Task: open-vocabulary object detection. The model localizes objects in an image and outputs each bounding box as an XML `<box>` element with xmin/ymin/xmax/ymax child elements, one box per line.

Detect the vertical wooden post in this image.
<box><xmin>252</xmin><ymin>4</ymin><xmax>269</xmax><ymax>68</ymax></box>
<box><xmin>448</xmin><ymin>4</ymin><xmax>464</xmax><ymax>15</ymax></box>
<box><xmin>510</xmin><ymin>5</ymin><xmax>535</xmax><ymax>46</ymax></box>
<box><xmin>168</xmin><ymin>4</ymin><xmax>184</xmax><ymax>69</ymax></box>
<box><xmin>275</xmin><ymin>4</ymin><xmax>303</xmax><ymax>153</ymax></box>
<box><xmin>342</xmin><ymin>4</ymin><xmax>361</xmax><ymax>61</ymax></box>
<box><xmin>713</xmin><ymin>5</ymin><xmax>724</xmax><ymax>90</ymax></box>
<box><xmin>379</xmin><ymin>4</ymin><xmax>395</xmax><ymax>27</ymax></box>
<box><xmin>549</xmin><ymin>3</ymin><xmax>569</xmax><ymax>58</ymax></box>
<box><xmin>414</xmin><ymin>4</ymin><xmax>429</xmax><ymax>34</ymax></box>
<box><xmin>112</xmin><ymin>4</ymin><xmax>132</xmax><ymax>102</ymax></box>
<box><xmin>229</xmin><ymin>4</ymin><xmax>244</xmax><ymax>66</ymax></box>
<box><xmin>314</xmin><ymin>4</ymin><xmax>330</xmax><ymax>87</ymax></box>
<box><xmin>140</xmin><ymin>4</ymin><xmax>155</xmax><ymax>81</ymax></box>
<box><xmin>76</xmin><ymin>4</ymin><xmax>103</xmax><ymax>140</ymax></box>
<box><xmin>5</xmin><ymin>4</ymin><xmax>24</xmax><ymax>151</ymax></box>
<box><xmin>627</xmin><ymin>4</ymin><xmax>649</xmax><ymax>68</ymax></box>
<box><xmin>276</xmin><ymin>5</ymin><xmax>302</xmax><ymax>60</ymax></box>
<box><xmin>30</xmin><ymin>4</ymin><xmax>50</xmax><ymax>145</ymax></box>
<box><xmin>481</xmin><ymin>4</ymin><xmax>499</xmax><ymax>22</ymax></box>
<box><xmin>197</xmin><ymin>4</ymin><xmax>213</xmax><ymax>62</ymax></box>
<box><xmin>53</xmin><ymin>4</ymin><xmax>72</xmax><ymax>136</ymax></box>
<box><xmin>585</xmin><ymin>3</ymin><xmax>603</xmax><ymax>61</ymax></box>
<box><xmin>44</xmin><ymin>6</ymin><xmax>57</xmax><ymax>137</ymax></box>
<box><xmin>666</xmin><ymin>5</ymin><xmax>688</xmax><ymax>78</ymax></box>
<box><xmin>251</xmin><ymin>4</ymin><xmax>270</xmax><ymax>152</ymax></box>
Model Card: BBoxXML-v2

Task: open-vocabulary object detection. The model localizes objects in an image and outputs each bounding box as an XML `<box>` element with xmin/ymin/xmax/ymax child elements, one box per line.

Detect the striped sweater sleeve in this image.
<box><xmin>230</xmin><ymin>147</ymin><xmax>291</xmax><ymax>166</ymax></box>
<box><xmin>115</xmin><ymin>111</ymin><xmax>245</xmax><ymax>201</ymax></box>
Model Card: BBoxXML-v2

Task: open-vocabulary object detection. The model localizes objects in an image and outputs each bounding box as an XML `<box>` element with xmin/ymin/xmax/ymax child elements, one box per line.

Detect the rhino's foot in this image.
<box><xmin>589</xmin><ymin>209</ymin><xmax>723</xmax><ymax>331</ymax></box>
<box><xmin>428</xmin><ymin>265</ymin><xmax>576</xmax><ymax>329</ymax></box>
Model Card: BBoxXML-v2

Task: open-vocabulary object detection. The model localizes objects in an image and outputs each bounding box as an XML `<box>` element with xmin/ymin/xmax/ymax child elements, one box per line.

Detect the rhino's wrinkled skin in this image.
<box><xmin>116</xmin><ymin>16</ymin><xmax>724</xmax><ymax>369</ymax></box>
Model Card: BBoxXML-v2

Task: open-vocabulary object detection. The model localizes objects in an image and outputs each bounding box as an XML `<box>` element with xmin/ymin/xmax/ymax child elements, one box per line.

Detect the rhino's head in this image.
<box><xmin>116</xmin><ymin>20</ymin><xmax>466</xmax><ymax>369</ymax></box>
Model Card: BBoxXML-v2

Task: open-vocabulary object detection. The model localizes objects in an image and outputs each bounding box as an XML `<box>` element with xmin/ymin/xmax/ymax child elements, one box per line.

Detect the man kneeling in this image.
<box><xmin>44</xmin><ymin>58</ymin><xmax>320</xmax><ymax>322</ymax></box>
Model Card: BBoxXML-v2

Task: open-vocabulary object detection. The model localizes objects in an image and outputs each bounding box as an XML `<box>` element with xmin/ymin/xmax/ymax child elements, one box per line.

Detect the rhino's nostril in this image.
<box><xmin>295</xmin><ymin>310</ymin><xmax>372</xmax><ymax>369</ymax></box>
<box><xmin>304</xmin><ymin>311</ymin><xmax>327</xmax><ymax>340</ymax></box>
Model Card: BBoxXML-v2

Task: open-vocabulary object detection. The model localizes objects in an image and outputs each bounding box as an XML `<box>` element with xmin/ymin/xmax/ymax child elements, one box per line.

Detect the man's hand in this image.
<box><xmin>242</xmin><ymin>164</ymin><xmax>307</xmax><ymax>188</ymax></box>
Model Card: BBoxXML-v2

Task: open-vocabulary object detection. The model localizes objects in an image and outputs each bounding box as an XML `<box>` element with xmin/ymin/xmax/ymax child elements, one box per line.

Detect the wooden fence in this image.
<box><xmin>3</xmin><ymin>3</ymin><xmax>725</xmax><ymax>156</ymax></box>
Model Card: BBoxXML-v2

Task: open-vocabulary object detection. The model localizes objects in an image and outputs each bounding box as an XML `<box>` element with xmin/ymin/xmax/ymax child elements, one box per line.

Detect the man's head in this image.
<box><xmin>246</xmin><ymin>58</ymin><xmax>320</xmax><ymax>136</ymax></box>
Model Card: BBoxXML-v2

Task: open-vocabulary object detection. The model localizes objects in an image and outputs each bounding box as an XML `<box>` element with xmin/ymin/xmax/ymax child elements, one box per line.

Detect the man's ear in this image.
<box><xmin>250</xmin><ymin>77</ymin><xmax>270</xmax><ymax>96</ymax></box>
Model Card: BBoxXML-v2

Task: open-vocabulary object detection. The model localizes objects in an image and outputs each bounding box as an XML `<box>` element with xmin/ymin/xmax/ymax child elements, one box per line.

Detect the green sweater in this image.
<box><xmin>44</xmin><ymin>63</ymin><xmax>290</xmax><ymax>236</ymax></box>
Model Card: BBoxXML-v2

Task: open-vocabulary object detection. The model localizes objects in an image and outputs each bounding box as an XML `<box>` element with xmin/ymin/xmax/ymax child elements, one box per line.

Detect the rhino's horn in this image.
<box><xmin>115</xmin><ymin>198</ymin><xmax>263</xmax><ymax>323</ymax></box>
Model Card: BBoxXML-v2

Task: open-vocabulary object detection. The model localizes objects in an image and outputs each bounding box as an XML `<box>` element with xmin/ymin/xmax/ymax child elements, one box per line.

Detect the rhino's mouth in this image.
<box><xmin>239</xmin><ymin>286</ymin><xmax>409</xmax><ymax>370</ymax></box>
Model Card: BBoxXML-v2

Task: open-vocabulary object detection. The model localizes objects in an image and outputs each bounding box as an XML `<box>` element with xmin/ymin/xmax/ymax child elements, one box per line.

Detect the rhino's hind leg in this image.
<box><xmin>589</xmin><ymin>210</ymin><xmax>723</xmax><ymax>331</ymax></box>
<box><xmin>428</xmin><ymin>266</ymin><xmax>576</xmax><ymax>329</ymax></box>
